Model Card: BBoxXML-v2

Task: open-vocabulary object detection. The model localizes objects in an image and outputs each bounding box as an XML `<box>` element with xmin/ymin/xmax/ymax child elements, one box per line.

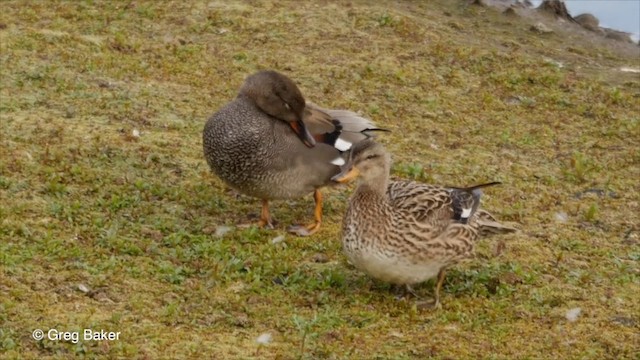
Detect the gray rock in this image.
<box><xmin>574</xmin><ymin>13</ymin><xmax>599</xmax><ymax>32</ymax></box>
<box><xmin>603</xmin><ymin>28</ymin><xmax>634</xmax><ymax>43</ymax></box>
<box><xmin>530</xmin><ymin>22</ymin><xmax>553</xmax><ymax>34</ymax></box>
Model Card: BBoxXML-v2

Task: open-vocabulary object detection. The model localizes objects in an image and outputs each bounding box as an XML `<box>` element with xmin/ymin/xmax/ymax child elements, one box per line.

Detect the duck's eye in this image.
<box><xmin>366</xmin><ymin>154</ymin><xmax>378</xmax><ymax>160</ymax></box>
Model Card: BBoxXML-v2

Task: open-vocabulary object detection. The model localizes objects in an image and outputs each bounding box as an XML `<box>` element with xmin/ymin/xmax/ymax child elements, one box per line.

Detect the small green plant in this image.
<box><xmin>0</xmin><ymin>176</ymin><xmax>11</xmax><ymax>189</ymax></box>
<box><xmin>564</xmin><ymin>152</ymin><xmax>594</xmax><ymax>183</ymax></box>
<box><xmin>376</xmin><ymin>13</ymin><xmax>394</xmax><ymax>27</ymax></box>
<box><xmin>293</xmin><ymin>314</ymin><xmax>319</xmax><ymax>358</ymax></box>
<box><xmin>233</xmin><ymin>52</ymin><xmax>248</xmax><ymax>61</ymax></box>
<box><xmin>607</xmin><ymin>87</ymin><xmax>623</xmax><ymax>105</ymax></box>
<box><xmin>583</xmin><ymin>203</ymin><xmax>599</xmax><ymax>222</ymax></box>
<box><xmin>110</xmin><ymin>31</ymin><xmax>137</xmax><ymax>53</ymax></box>
<box><xmin>393</xmin><ymin>162</ymin><xmax>427</xmax><ymax>180</ymax></box>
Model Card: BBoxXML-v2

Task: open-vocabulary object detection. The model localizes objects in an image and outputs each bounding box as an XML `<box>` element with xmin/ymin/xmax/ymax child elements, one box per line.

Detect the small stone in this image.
<box><xmin>93</xmin><ymin>292</ymin><xmax>115</xmax><ymax>303</ymax></box>
<box><xmin>504</xmin><ymin>96</ymin><xmax>522</xmax><ymax>105</ymax></box>
<box><xmin>256</xmin><ymin>332</ymin><xmax>272</xmax><ymax>344</ymax></box>
<box><xmin>620</xmin><ymin>67</ymin><xmax>640</xmax><ymax>73</ymax></box>
<box><xmin>610</xmin><ymin>316</ymin><xmax>636</xmax><ymax>327</ymax></box>
<box><xmin>448</xmin><ymin>21</ymin><xmax>464</xmax><ymax>31</ymax></box>
<box><xmin>565</xmin><ymin>307</ymin><xmax>581</xmax><ymax>322</ymax></box>
<box><xmin>311</xmin><ymin>253</ymin><xmax>329</xmax><ymax>263</ymax></box>
<box><xmin>543</xmin><ymin>57</ymin><xmax>564</xmax><ymax>68</ymax></box>
<box><xmin>65</xmin><ymin>106</ymin><xmax>76</xmax><ymax>119</ymax></box>
<box><xmin>232</xmin><ymin>313</ymin><xmax>251</xmax><ymax>328</ymax></box>
<box><xmin>554</xmin><ymin>212</ymin><xmax>568</xmax><ymax>223</ymax></box>
<box><xmin>132</xmin><ymin>129</ymin><xmax>140</xmax><ymax>138</ymax></box>
<box><xmin>503</xmin><ymin>7</ymin><xmax>519</xmax><ymax>17</ymax></box>
<box><xmin>97</xmin><ymin>79</ymin><xmax>115</xmax><ymax>88</ymax></box>
<box><xmin>215</xmin><ymin>225</ymin><xmax>233</xmax><ymax>237</ymax></box>
<box><xmin>530</xmin><ymin>22</ymin><xmax>553</xmax><ymax>34</ymax></box>
<box><xmin>271</xmin><ymin>235</ymin><xmax>285</xmax><ymax>244</ymax></box>
<box><xmin>77</xmin><ymin>284</ymin><xmax>90</xmax><ymax>293</ymax></box>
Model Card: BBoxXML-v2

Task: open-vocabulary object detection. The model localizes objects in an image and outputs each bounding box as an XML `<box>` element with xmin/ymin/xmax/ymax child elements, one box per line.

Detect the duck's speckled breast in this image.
<box><xmin>203</xmin><ymin>97</ymin><xmax>339</xmax><ymax>200</ymax></box>
<box><xmin>341</xmin><ymin>191</ymin><xmax>448</xmax><ymax>285</ymax></box>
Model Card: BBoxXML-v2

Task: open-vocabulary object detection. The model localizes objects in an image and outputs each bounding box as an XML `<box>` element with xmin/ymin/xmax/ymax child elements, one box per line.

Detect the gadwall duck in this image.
<box><xmin>332</xmin><ymin>140</ymin><xmax>517</xmax><ymax>307</ymax></box>
<box><xmin>203</xmin><ymin>70</ymin><xmax>382</xmax><ymax>236</ymax></box>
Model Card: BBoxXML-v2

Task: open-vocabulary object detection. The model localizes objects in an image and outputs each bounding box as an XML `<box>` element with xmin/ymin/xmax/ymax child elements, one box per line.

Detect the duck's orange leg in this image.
<box><xmin>433</xmin><ymin>268</ymin><xmax>446</xmax><ymax>309</ymax></box>
<box><xmin>287</xmin><ymin>190</ymin><xmax>323</xmax><ymax>237</ymax></box>
<box><xmin>257</xmin><ymin>199</ymin><xmax>275</xmax><ymax>229</ymax></box>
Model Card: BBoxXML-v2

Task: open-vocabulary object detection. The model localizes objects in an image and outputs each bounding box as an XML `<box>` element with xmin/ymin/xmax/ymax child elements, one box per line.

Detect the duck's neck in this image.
<box><xmin>355</xmin><ymin>172</ymin><xmax>389</xmax><ymax>199</ymax></box>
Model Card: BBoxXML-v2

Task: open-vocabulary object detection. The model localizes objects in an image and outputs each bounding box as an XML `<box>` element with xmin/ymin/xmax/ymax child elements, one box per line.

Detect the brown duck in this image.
<box><xmin>203</xmin><ymin>70</ymin><xmax>382</xmax><ymax>236</ymax></box>
<box><xmin>332</xmin><ymin>139</ymin><xmax>517</xmax><ymax>307</ymax></box>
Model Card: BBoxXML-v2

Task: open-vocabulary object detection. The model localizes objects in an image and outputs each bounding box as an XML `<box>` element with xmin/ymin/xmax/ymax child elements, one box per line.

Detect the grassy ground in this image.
<box><xmin>1</xmin><ymin>1</ymin><xmax>639</xmax><ymax>359</ymax></box>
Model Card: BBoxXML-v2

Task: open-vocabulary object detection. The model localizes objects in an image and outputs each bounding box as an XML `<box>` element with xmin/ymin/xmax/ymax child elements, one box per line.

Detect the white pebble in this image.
<box><xmin>215</xmin><ymin>225</ymin><xmax>233</xmax><ymax>237</ymax></box>
<box><xmin>554</xmin><ymin>212</ymin><xmax>568</xmax><ymax>223</ymax></box>
<box><xmin>256</xmin><ymin>332</ymin><xmax>272</xmax><ymax>344</ymax></box>
<box><xmin>565</xmin><ymin>307</ymin><xmax>581</xmax><ymax>322</ymax></box>
<box><xmin>271</xmin><ymin>235</ymin><xmax>285</xmax><ymax>244</ymax></box>
<box><xmin>77</xmin><ymin>284</ymin><xmax>90</xmax><ymax>293</ymax></box>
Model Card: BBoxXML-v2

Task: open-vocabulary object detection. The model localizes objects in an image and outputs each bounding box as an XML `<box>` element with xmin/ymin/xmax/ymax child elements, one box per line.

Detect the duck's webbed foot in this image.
<box><xmin>287</xmin><ymin>190</ymin><xmax>323</xmax><ymax>237</ymax></box>
<box><xmin>259</xmin><ymin>199</ymin><xmax>277</xmax><ymax>229</ymax></box>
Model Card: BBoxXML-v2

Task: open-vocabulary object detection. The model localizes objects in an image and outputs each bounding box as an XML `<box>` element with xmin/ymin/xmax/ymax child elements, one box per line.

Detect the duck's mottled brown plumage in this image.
<box><xmin>333</xmin><ymin>140</ymin><xmax>517</xmax><ymax>306</ymax></box>
<box><xmin>203</xmin><ymin>70</ymin><xmax>382</xmax><ymax>235</ymax></box>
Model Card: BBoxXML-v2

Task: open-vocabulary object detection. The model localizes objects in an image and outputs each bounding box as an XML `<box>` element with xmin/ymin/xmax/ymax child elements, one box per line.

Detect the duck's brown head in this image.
<box><xmin>240</xmin><ymin>70</ymin><xmax>315</xmax><ymax>148</ymax></box>
<box><xmin>331</xmin><ymin>139</ymin><xmax>391</xmax><ymax>184</ymax></box>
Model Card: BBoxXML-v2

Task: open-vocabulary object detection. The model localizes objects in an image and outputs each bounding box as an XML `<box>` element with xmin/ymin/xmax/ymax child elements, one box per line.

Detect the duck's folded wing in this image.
<box><xmin>387</xmin><ymin>181</ymin><xmax>455</xmax><ymax>231</ymax></box>
<box><xmin>304</xmin><ymin>102</ymin><xmax>386</xmax><ymax>152</ymax></box>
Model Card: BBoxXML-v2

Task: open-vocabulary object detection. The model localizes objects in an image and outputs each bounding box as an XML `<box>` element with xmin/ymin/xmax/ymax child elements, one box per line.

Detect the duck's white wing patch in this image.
<box><xmin>334</xmin><ymin>138</ymin><xmax>352</xmax><ymax>152</ymax></box>
<box><xmin>461</xmin><ymin>208</ymin><xmax>472</xmax><ymax>219</ymax></box>
<box><xmin>330</xmin><ymin>157</ymin><xmax>346</xmax><ymax>166</ymax></box>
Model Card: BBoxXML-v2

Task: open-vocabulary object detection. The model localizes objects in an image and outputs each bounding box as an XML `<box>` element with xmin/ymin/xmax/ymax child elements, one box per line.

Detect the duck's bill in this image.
<box><xmin>289</xmin><ymin>120</ymin><xmax>316</xmax><ymax>148</ymax></box>
<box><xmin>331</xmin><ymin>167</ymin><xmax>360</xmax><ymax>183</ymax></box>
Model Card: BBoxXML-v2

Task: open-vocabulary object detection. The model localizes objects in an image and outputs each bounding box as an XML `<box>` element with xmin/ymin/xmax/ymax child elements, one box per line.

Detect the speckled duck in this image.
<box><xmin>332</xmin><ymin>140</ymin><xmax>517</xmax><ymax>307</ymax></box>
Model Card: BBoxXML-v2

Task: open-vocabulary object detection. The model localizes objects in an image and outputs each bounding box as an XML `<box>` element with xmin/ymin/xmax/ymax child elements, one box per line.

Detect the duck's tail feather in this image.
<box><xmin>309</xmin><ymin>104</ymin><xmax>388</xmax><ymax>152</ymax></box>
<box><xmin>475</xmin><ymin>210</ymin><xmax>518</xmax><ymax>237</ymax></box>
<box><xmin>448</xmin><ymin>182</ymin><xmax>501</xmax><ymax>224</ymax></box>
